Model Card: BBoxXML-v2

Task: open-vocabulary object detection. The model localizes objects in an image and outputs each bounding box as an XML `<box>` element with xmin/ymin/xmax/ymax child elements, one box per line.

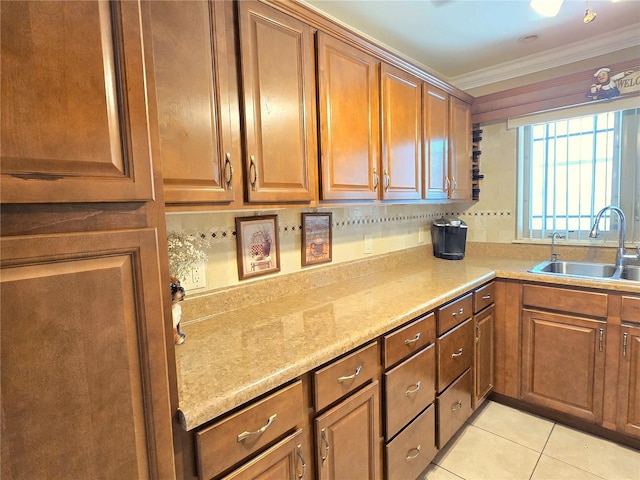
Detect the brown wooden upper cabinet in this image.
<box><xmin>380</xmin><ymin>64</ymin><xmax>423</xmax><ymax>200</ymax></box>
<box><xmin>423</xmin><ymin>84</ymin><xmax>449</xmax><ymax>201</ymax></box>
<box><xmin>149</xmin><ymin>0</ymin><xmax>237</xmax><ymax>205</ymax></box>
<box><xmin>423</xmin><ymin>86</ymin><xmax>472</xmax><ymax>201</ymax></box>
<box><xmin>1</xmin><ymin>1</ymin><xmax>154</xmax><ymax>203</ymax></box>
<box><xmin>449</xmin><ymin>96</ymin><xmax>472</xmax><ymax>200</ymax></box>
<box><xmin>238</xmin><ymin>1</ymin><xmax>317</xmax><ymax>203</ymax></box>
<box><xmin>317</xmin><ymin>32</ymin><xmax>380</xmax><ymax>201</ymax></box>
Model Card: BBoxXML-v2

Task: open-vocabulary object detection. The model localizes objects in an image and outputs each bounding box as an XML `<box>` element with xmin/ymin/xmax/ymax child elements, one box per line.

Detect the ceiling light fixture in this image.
<box><xmin>530</xmin><ymin>0</ymin><xmax>564</xmax><ymax>17</ymax></box>
<box><xmin>584</xmin><ymin>0</ymin><xmax>597</xmax><ymax>23</ymax></box>
<box><xmin>584</xmin><ymin>8</ymin><xmax>597</xmax><ymax>22</ymax></box>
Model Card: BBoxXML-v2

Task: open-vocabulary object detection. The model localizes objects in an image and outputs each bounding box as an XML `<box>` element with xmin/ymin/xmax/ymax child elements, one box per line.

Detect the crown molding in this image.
<box><xmin>450</xmin><ymin>24</ymin><xmax>640</xmax><ymax>91</ymax></box>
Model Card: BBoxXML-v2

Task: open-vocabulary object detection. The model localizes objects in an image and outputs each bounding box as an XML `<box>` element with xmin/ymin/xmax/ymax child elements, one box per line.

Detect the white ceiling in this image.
<box><xmin>302</xmin><ymin>0</ymin><xmax>640</xmax><ymax>89</ymax></box>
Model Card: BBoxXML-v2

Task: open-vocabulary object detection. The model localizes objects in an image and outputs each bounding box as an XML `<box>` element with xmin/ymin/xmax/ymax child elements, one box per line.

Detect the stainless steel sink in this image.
<box><xmin>621</xmin><ymin>265</ymin><xmax>640</xmax><ymax>281</ymax></box>
<box><xmin>528</xmin><ymin>260</ymin><xmax>618</xmax><ymax>278</ymax></box>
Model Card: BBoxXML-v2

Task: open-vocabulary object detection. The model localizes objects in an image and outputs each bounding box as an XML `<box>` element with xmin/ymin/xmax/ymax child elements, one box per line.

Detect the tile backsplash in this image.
<box><xmin>167</xmin><ymin>204</ymin><xmax>465</xmax><ymax>293</ymax></box>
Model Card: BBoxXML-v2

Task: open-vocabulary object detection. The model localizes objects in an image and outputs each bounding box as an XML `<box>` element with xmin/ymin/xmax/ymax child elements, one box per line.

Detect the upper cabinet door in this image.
<box><xmin>449</xmin><ymin>97</ymin><xmax>472</xmax><ymax>200</ymax></box>
<box><xmin>380</xmin><ymin>64</ymin><xmax>422</xmax><ymax>201</ymax></box>
<box><xmin>317</xmin><ymin>33</ymin><xmax>380</xmax><ymax>201</ymax></box>
<box><xmin>423</xmin><ymin>84</ymin><xmax>449</xmax><ymax>201</ymax></box>
<box><xmin>0</xmin><ymin>1</ymin><xmax>153</xmax><ymax>203</ymax></box>
<box><xmin>238</xmin><ymin>1</ymin><xmax>317</xmax><ymax>203</ymax></box>
<box><xmin>150</xmin><ymin>0</ymin><xmax>236</xmax><ymax>205</ymax></box>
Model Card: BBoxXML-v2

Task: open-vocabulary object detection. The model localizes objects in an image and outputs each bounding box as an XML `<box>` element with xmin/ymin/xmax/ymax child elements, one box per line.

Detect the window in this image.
<box><xmin>518</xmin><ymin>108</ymin><xmax>639</xmax><ymax>242</ymax></box>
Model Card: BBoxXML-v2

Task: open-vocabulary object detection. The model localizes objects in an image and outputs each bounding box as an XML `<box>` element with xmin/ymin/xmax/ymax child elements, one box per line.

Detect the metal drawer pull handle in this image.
<box><xmin>249</xmin><ymin>155</ymin><xmax>258</xmax><ymax>191</ymax></box>
<box><xmin>451</xmin><ymin>348</ymin><xmax>463</xmax><ymax>358</ymax></box>
<box><xmin>599</xmin><ymin>328</ymin><xmax>604</xmax><ymax>352</ymax></box>
<box><xmin>405</xmin><ymin>332</ymin><xmax>421</xmax><ymax>345</ymax></box>
<box><xmin>321</xmin><ymin>428</ymin><xmax>330</xmax><ymax>464</ymax></box>
<box><xmin>296</xmin><ymin>444</ymin><xmax>306</xmax><ymax>479</ymax></box>
<box><xmin>406</xmin><ymin>445</ymin><xmax>421</xmax><ymax>461</ymax></box>
<box><xmin>405</xmin><ymin>381</ymin><xmax>421</xmax><ymax>396</ymax></box>
<box><xmin>623</xmin><ymin>333</ymin><xmax>628</xmax><ymax>357</ymax></box>
<box><xmin>236</xmin><ymin>414</ymin><xmax>277</xmax><ymax>442</ymax></box>
<box><xmin>451</xmin><ymin>400</ymin><xmax>462</xmax><ymax>412</ymax></box>
<box><xmin>482</xmin><ymin>295</ymin><xmax>491</xmax><ymax>300</ymax></box>
<box><xmin>452</xmin><ymin>307</ymin><xmax>464</xmax><ymax>317</ymax></box>
<box><xmin>338</xmin><ymin>365</ymin><xmax>362</xmax><ymax>383</ymax></box>
<box><xmin>224</xmin><ymin>152</ymin><xmax>233</xmax><ymax>189</ymax></box>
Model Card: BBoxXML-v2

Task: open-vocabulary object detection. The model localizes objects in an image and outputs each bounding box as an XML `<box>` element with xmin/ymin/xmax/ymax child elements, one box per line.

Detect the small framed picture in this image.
<box><xmin>301</xmin><ymin>212</ymin><xmax>332</xmax><ymax>266</ymax></box>
<box><xmin>235</xmin><ymin>215</ymin><xmax>280</xmax><ymax>280</ymax></box>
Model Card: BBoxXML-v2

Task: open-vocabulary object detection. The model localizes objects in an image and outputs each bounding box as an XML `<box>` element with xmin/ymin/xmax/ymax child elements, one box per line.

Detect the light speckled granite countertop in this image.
<box><xmin>175</xmin><ymin>246</ymin><xmax>640</xmax><ymax>431</ymax></box>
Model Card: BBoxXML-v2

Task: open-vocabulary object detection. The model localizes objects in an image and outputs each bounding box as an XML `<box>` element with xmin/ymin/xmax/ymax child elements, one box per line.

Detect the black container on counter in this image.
<box><xmin>431</xmin><ymin>217</ymin><xmax>468</xmax><ymax>260</ymax></box>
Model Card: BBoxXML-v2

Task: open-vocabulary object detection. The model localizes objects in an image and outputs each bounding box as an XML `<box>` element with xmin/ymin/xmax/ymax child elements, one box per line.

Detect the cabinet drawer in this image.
<box><xmin>385</xmin><ymin>404</ymin><xmax>437</xmax><ymax>480</ymax></box>
<box><xmin>383</xmin><ymin>312</ymin><xmax>436</xmax><ymax>368</ymax></box>
<box><xmin>437</xmin><ymin>318</ymin><xmax>473</xmax><ymax>392</ymax></box>
<box><xmin>314</xmin><ymin>341</ymin><xmax>379</xmax><ymax>411</ymax></box>
<box><xmin>523</xmin><ymin>284</ymin><xmax>607</xmax><ymax>318</ymax></box>
<box><xmin>473</xmin><ymin>282</ymin><xmax>495</xmax><ymax>313</ymax></box>
<box><xmin>436</xmin><ymin>369</ymin><xmax>472</xmax><ymax>449</ymax></box>
<box><xmin>438</xmin><ymin>293</ymin><xmax>472</xmax><ymax>335</ymax></box>
<box><xmin>384</xmin><ymin>343</ymin><xmax>436</xmax><ymax>439</ymax></box>
<box><xmin>622</xmin><ymin>296</ymin><xmax>640</xmax><ymax>323</ymax></box>
<box><xmin>196</xmin><ymin>381</ymin><xmax>304</xmax><ymax>480</ymax></box>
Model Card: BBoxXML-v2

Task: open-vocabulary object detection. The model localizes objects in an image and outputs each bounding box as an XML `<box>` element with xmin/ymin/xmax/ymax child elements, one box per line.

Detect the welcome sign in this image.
<box><xmin>617</xmin><ymin>69</ymin><xmax>640</xmax><ymax>96</ymax></box>
<box><xmin>587</xmin><ymin>67</ymin><xmax>640</xmax><ymax>101</ymax></box>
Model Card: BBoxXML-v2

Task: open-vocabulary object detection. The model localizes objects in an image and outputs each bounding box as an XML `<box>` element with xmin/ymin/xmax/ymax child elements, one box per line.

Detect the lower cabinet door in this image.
<box><xmin>0</xmin><ymin>230</ymin><xmax>175</xmax><ymax>479</ymax></box>
<box><xmin>315</xmin><ymin>381</ymin><xmax>381</xmax><ymax>480</ymax></box>
<box><xmin>617</xmin><ymin>323</ymin><xmax>640</xmax><ymax>438</ymax></box>
<box><xmin>521</xmin><ymin>309</ymin><xmax>606</xmax><ymax>423</ymax></box>
<box><xmin>385</xmin><ymin>404</ymin><xmax>437</xmax><ymax>480</ymax></box>
<box><xmin>474</xmin><ymin>305</ymin><xmax>495</xmax><ymax>409</ymax></box>
<box><xmin>436</xmin><ymin>369</ymin><xmax>472</xmax><ymax>449</ymax></box>
<box><xmin>222</xmin><ymin>429</ymin><xmax>307</xmax><ymax>480</ymax></box>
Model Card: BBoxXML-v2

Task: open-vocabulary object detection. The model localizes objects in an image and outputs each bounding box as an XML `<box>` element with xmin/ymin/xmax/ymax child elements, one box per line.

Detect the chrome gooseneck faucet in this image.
<box><xmin>589</xmin><ymin>205</ymin><xmax>640</xmax><ymax>271</ymax></box>
<box><xmin>549</xmin><ymin>232</ymin><xmax>564</xmax><ymax>261</ymax></box>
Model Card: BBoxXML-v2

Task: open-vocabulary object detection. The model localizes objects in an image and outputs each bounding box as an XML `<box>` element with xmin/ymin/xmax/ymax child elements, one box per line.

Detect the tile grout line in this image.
<box><xmin>527</xmin><ymin>422</ymin><xmax>555</xmax><ymax>480</ymax></box>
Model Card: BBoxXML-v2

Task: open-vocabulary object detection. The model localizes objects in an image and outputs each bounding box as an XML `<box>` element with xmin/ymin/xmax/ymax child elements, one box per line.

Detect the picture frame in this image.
<box><xmin>301</xmin><ymin>212</ymin><xmax>332</xmax><ymax>266</ymax></box>
<box><xmin>235</xmin><ymin>215</ymin><xmax>280</xmax><ymax>280</ymax></box>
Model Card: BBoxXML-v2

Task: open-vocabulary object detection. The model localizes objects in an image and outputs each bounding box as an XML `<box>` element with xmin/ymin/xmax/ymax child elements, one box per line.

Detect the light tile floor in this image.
<box><xmin>420</xmin><ymin>401</ymin><xmax>640</xmax><ymax>480</ymax></box>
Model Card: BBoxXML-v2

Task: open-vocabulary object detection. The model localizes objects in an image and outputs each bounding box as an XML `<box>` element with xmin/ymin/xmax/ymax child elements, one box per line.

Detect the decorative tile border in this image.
<box><xmin>173</xmin><ymin>210</ymin><xmax>460</xmax><ymax>244</ymax></box>
<box><xmin>168</xmin><ymin>209</ymin><xmax>514</xmax><ymax>244</ymax></box>
<box><xmin>462</xmin><ymin>210</ymin><xmax>513</xmax><ymax>217</ymax></box>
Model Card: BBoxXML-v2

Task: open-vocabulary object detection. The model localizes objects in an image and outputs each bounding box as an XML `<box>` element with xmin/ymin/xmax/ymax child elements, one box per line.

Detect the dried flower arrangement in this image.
<box><xmin>167</xmin><ymin>231</ymin><xmax>210</xmax><ymax>280</ymax></box>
